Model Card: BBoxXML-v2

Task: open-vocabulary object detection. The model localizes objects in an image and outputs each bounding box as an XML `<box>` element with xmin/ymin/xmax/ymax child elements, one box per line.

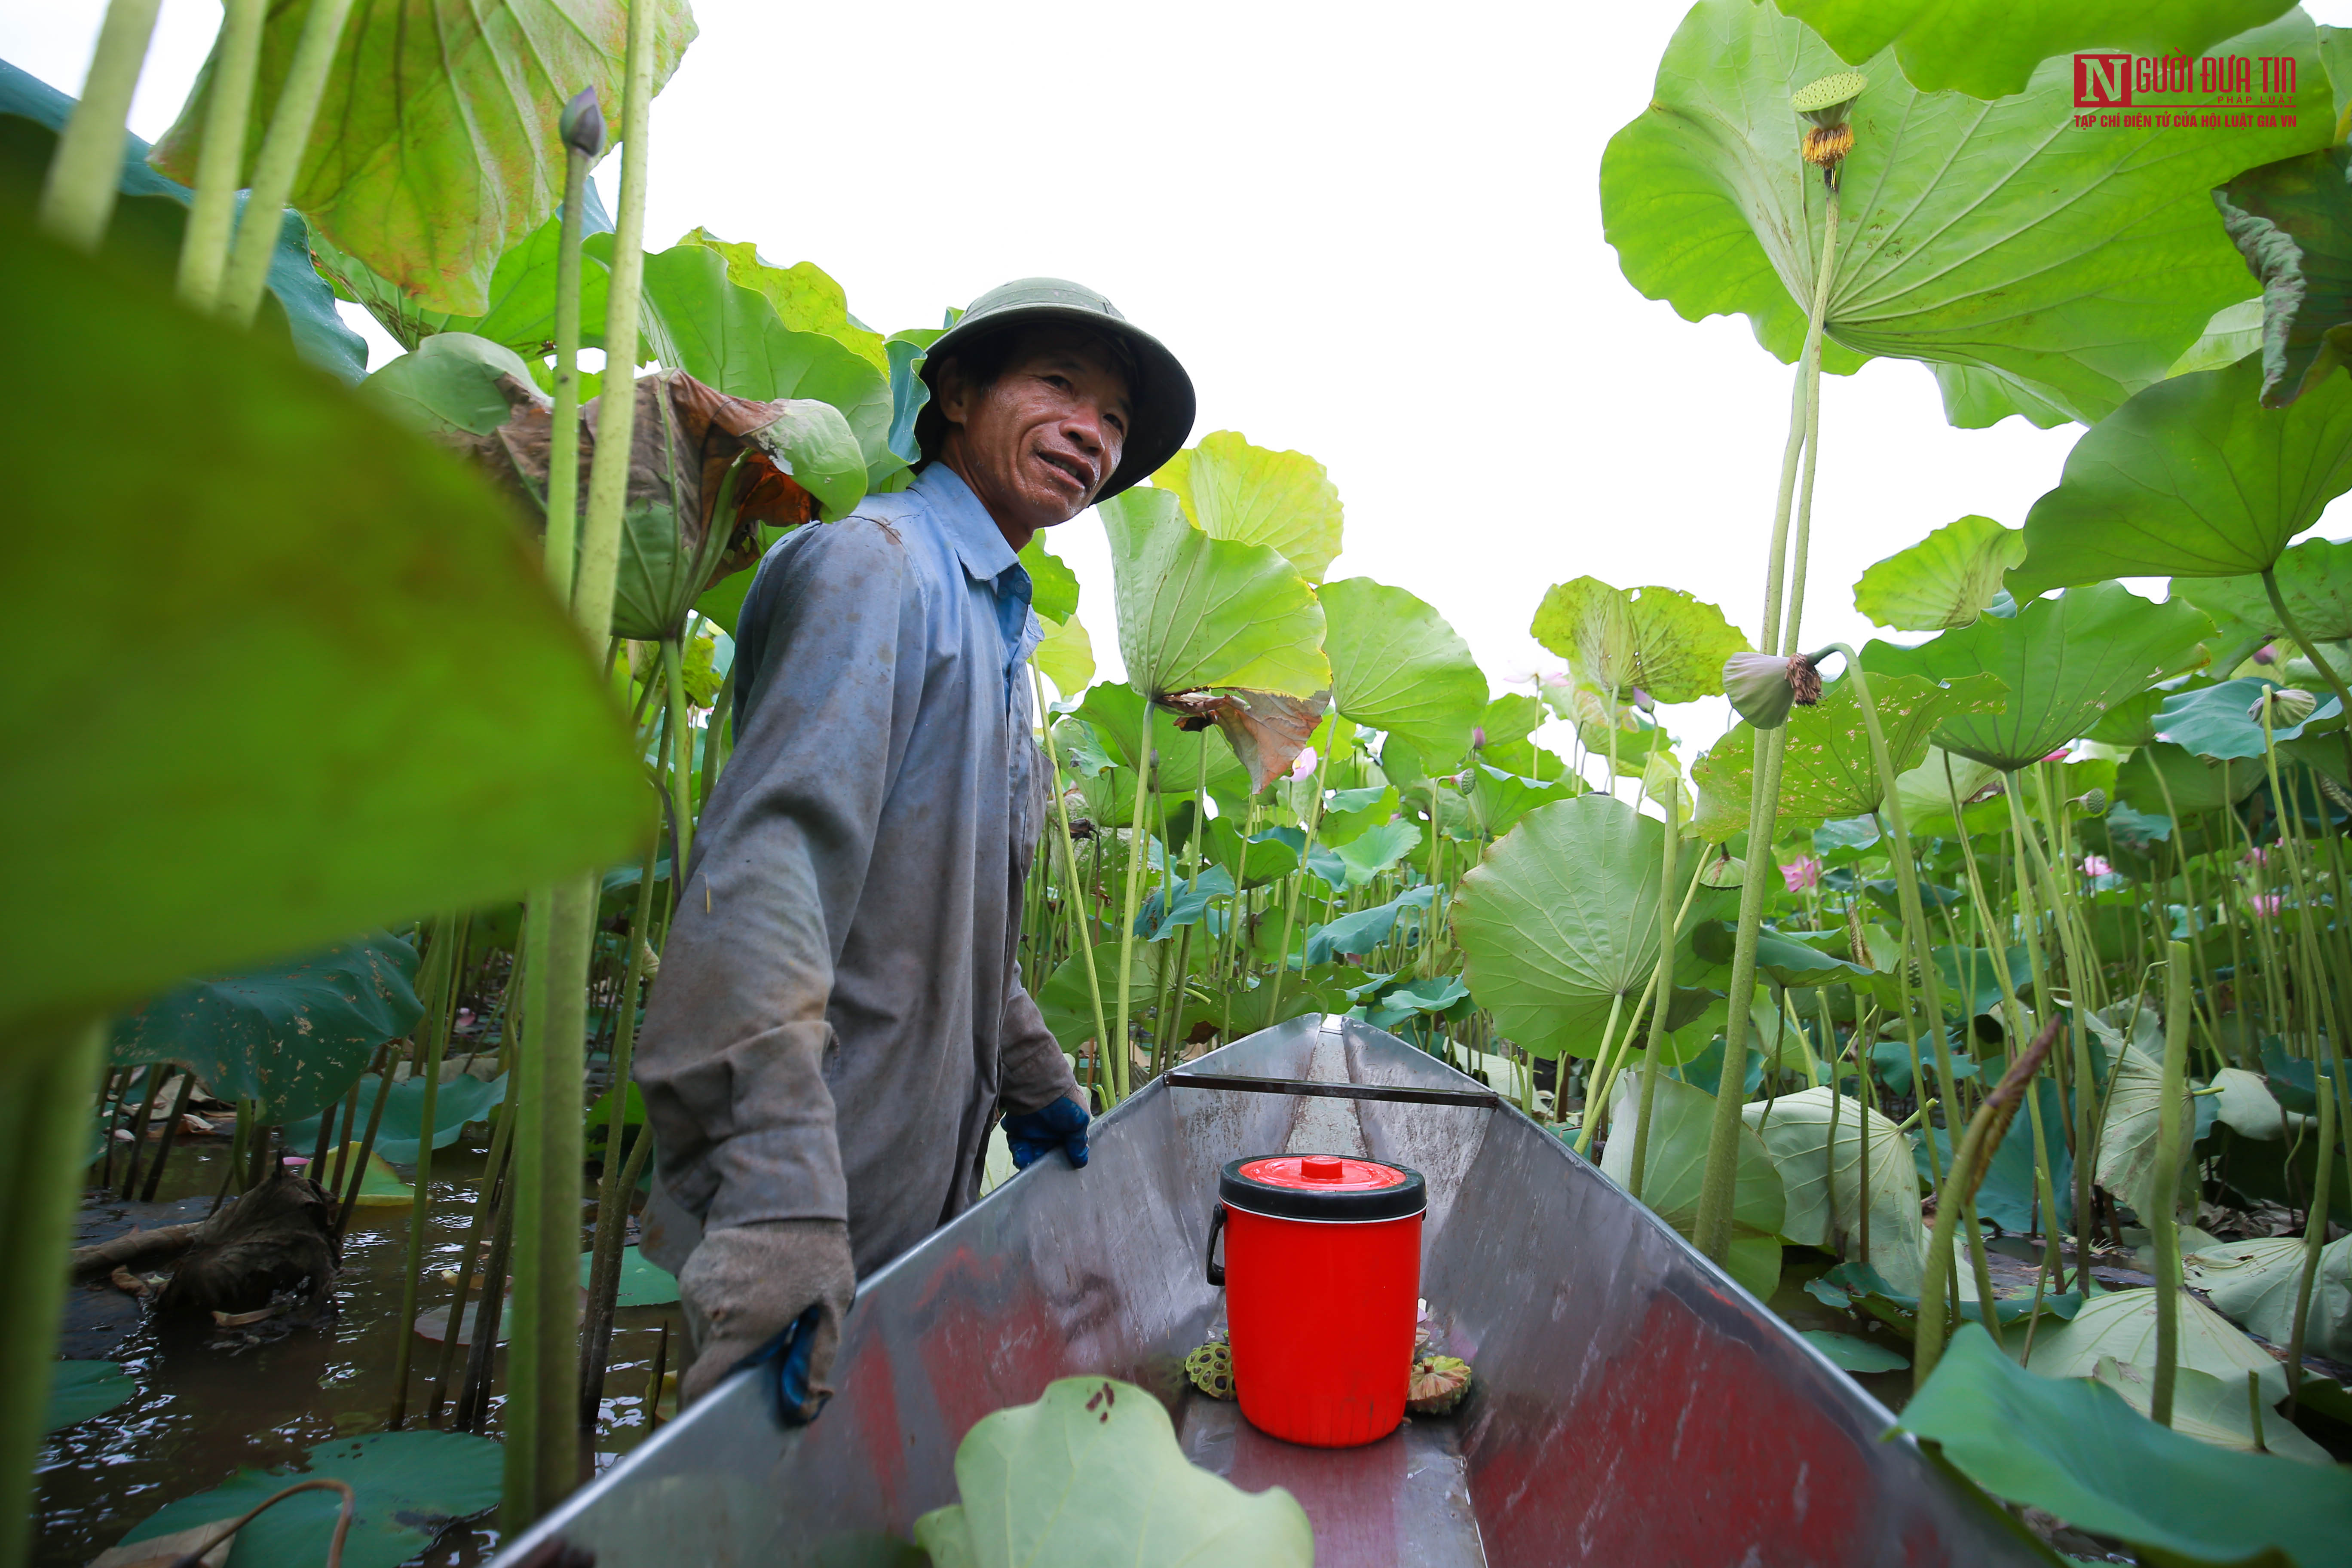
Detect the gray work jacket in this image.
<box><xmin>634</xmin><ymin>463</ymin><xmax>1082</xmax><ymax>1277</ymax></box>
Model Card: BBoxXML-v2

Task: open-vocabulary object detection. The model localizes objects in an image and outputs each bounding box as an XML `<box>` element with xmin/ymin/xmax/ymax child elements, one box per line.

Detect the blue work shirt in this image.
<box><xmin>634</xmin><ymin>464</ymin><xmax>1078</xmax><ymax>1278</ymax></box>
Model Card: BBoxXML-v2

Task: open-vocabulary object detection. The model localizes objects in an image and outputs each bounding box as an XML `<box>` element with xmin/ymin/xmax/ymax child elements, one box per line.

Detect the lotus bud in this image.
<box><xmin>2254</xmin><ymin>642</ymin><xmax>2278</xmax><ymax>665</ymax></box>
<box><xmin>2251</xmin><ymin>686</ymin><xmax>2318</xmax><ymax>728</ymax></box>
<box><xmin>1722</xmin><ymin>651</ymin><xmax>1823</xmax><ymax>730</ymax></box>
<box><xmin>1470</xmin><ymin>725</ymin><xmax>1487</xmax><ymax>751</ymax></box>
<box><xmin>560</xmin><ymin>86</ymin><xmax>607</xmax><ymax>160</ymax></box>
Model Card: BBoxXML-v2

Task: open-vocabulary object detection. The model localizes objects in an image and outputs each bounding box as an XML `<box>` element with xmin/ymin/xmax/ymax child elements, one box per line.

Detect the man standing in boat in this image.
<box><xmin>632</xmin><ymin>280</ymin><xmax>1197</xmax><ymax>1409</ymax></box>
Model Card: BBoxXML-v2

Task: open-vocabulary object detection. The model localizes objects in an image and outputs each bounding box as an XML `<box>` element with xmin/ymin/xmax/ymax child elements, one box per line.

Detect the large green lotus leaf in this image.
<box><xmin>1892</xmin><ymin>745</ymin><xmax>2000</xmax><ymax>833</ymax></box>
<box><xmin>1319</xmin><ymin>578</ymin><xmax>1487</xmax><ymax>763</ymax></box>
<box><xmin>2013</xmin><ymin>354</ymin><xmax>2352</xmax><ymax>595</ymax></box>
<box><xmin>1464</xmin><ymin>766</ymin><xmax>1583</xmax><ymax>842</ymax></box>
<box><xmin>1099</xmin><ymin>487</ymin><xmax>1329</xmax><ymax>699</ymax></box>
<box><xmin>2187</xmin><ymin>1234</ymin><xmax>2352</xmax><ymax>1362</ymax></box>
<box><xmin>1480</xmin><ymin>693</ymin><xmax>1546</xmax><ymax>750</ymax></box>
<box><xmin>1853</xmin><ymin>515</ymin><xmax>2025</xmax><ymax>631</ymax></box>
<box><xmin>1152</xmin><ymin>432</ymin><xmax>1342</xmax><ymax>583</ymax></box>
<box><xmin>362</xmin><ymin>332</ymin><xmax>538</xmax><ymax>437</ymax></box>
<box><xmin>1457</xmin><ymin>796</ymin><xmax>1678</xmax><ymax>1060</ymax></box>
<box><xmin>1070</xmin><ymin>683</ymin><xmax>1252</xmax><ymax>802</ymax></box>
<box><xmin>1530</xmin><ymin>577</ymin><xmax>1748</xmax><ymax>705</ymax></box>
<box><xmin>910</xmin><ymin>1377</ymin><xmax>1312</xmax><ymax>1568</ymax></box>
<box><xmin>1692</xmin><ymin>671</ymin><xmax>2009</xmax><ymax>830</ymax></box>
<box><xmin>2025</xmin><ymin>1289</ymin><xmax>2287</xmax><ymax>1406</ymax></box>
<box><xmin>1019</xmin><ymin>536</ymin><xmax>1081</xmax><ymax>623</ymax></box>
<box><xmin>2167</xmin><ymin>299</ymin><xmax>2268</xmax><ymax>381</ymax></box>
<box><xmin>1602</xmin><ymin>0</ymin><xmax>2329</xmax><ymax>428</ymax></box>
<box><xmin>122</xmin><ymin>1431</ymin><xmax>503</xmax><ymax>1568</ymax></box>
<box><xmin>1772</xmin><ymin>0</ymin><xmax>2298</xmax><ymax>99</ymax></box>
<box><xmin>2155</xmin><ymin>676</ymin><xmax>2343</xmax><ymax>760</ymax></box>
<box><xmin>1862</xmin><ymin>585</ymin><xmax>2214</xmax><ymax>770</ymax></box>
<box><xmin>45</xmin><ymin>1362</ymin><xmax>132</xmax><ymax>1432</ymax></box>
<box><xmin>1037</xmin><ymin>943</ymin><xmax>1160</xmax><ymax>1054</ymax></box>
<box><xmin>110</xmin><ymin>934</ymin><xmax>420</xmax><ymax>1125</ymax></box>
<box><xmin>0</xmin><ymin>62</ymin><xmax>366</xmax><ymax>383</ymax></box>
<box><xmin>1599</xmin><ymin>1071</ymin><xmax>1785</xmax><ymax>1301</ymax></box>
<box><xmin>1899</xmin><ymin>1325</ymin><xmax>2352</xmax><ymax>1567</ymax></box>
<box><xmin>2083</xmin><ymin>1005</ymin><xmax>2192</xmax><ymax>1225</ymax></box>
<box><xmin>285</xmin><ymin>1070</ymin><xmax>508</xmax><ymax>1162</ymax></box>
<box><xmin>2115</xmin><ymin>742</ymin><xmax>2266</xmax><ymax>818</ymax></box>
<box><xmin>1743</xmin><ymin>1087</ymin><xmax>1925</xmax><ymax>1295</ymax></box>
<box><xmin>2093</xmin><ymin>1357</ymin><xmax>2337</xmax><ymax>1467</ymax></box>
<box><xmin>2216</xmin><ymin>143</ymin><xmax>2352</xmax><ymax>408</ymax></box>
<box><xmin>3</xmin><ymin>214</ymin><xmax>647</xmax><ymax>1043</ymax></box>
<box><xmin>150</xmin><ymin>0</ymin><xmax>695</xmax><ymax>316</ymax></box>
<box><xmin>634</xmin><ymin>242</ymin><xmax>899</xmax><ymax>487</ymax></box>
<box><xmin>2172</xmin><ymin>535</ymin><xmax>2352</xmax><ymax>663</ymax></box>
<box><xmin>1033</xmin><ymin>614</ymin><xmax>1095</xmax><ymax>704</ymax></box>
<box><xmin>680</xmin><ymin>229</ymin><xmax>890</xmax><ymax>376</ymax></box>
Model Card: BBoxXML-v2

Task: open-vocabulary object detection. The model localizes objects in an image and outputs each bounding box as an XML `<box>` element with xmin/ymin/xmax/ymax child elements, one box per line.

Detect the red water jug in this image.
<box><xmin>1205</xmin><ymin>1153</ymin><xmax>1427</xmax><ymax>1447</ymax></box>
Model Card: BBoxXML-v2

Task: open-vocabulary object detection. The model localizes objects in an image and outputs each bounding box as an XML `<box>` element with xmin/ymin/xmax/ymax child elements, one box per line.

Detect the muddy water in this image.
<box><xmin>39</xmin><ymin>1136</ymin><xmax>679</xmax><ymax>1568</ymax></box>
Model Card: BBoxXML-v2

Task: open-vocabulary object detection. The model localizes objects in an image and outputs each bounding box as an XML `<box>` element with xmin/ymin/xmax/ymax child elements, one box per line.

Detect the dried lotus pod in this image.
<box><xmin>1185</xmin><ymin>1341</ymin><xmax>1235</xmax><ymax>1400</ymax></box>
<box><xmin>1407</xmin><ymin>1355</ymin><xmax>1473</xmax><ymax>1417</ymax></box>
<box><xmin>1722</xmin><ymin>651</ymin><xmax>1824</xmax><ymax>731</ymax></box>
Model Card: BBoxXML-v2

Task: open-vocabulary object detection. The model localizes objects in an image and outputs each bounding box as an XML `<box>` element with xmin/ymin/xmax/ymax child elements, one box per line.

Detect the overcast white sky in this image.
<box><xmin>11</xmin><ymin>0</ymin><xmax>2352</xmax><ymax>773</ymax></box>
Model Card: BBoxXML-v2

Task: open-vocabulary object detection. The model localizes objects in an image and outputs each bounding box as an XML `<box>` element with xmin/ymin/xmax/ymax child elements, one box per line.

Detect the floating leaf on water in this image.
<box><xmin>2091</xmin><ymin>1357</ymin><xmax>2336</xmax><ymax>1467</ymax></box>
<box><xmin>2025</xmin><ymin>1288</ymin><xmax>2287</xmax><ymax>1406</ymax></box>
<box><xmin>1744</xmin><ymin>1088</ymin><xmax>1926</xmax><ymax>1295</ymax></box>
<box><xmin>579</xmin><ymin>1245</ymin><xmax>680</xmax><ymax>1308</ymax></box>
<box><xmin>44</xmin><ymin>1361</ymin><xmax>134</xmax><ymax>1432</ymax></box>
<box><xmin>910</xmin><ymin>1377</ymin><xmax>1312</xmax><ymax>1568</ymax></box>
<box><xmin>2185</xmin><ymin>1233</ymin><xmax>2352</xmax><ymax>1362</ymax></box>
<box><xmin>286</xmin><ymin>1071</ymin><xmax>509</xmax><ymax>1163</ymax></box>
<box><xmin>1798</xmin><ymin>1329</ymin><xmax>1907</xmax><ymax>1374</ymax></box>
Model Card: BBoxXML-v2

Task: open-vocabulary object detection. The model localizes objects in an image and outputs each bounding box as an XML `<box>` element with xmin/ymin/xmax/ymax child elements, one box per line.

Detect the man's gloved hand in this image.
<box><xmin>677</xmin><ymin>1218</ymin><xmax>855</xmax><ymax>1412</ymax></box>
<box><xmin>1002</xmin><ymin>1094</ymin><xmax>1090</xmax><ymax>1170</ymax></box>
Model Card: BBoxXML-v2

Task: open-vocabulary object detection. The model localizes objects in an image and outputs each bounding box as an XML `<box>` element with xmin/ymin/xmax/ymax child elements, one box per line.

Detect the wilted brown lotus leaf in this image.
<box><xmin>1156</xmin><ymin>687</ymin><xmax>1330</xmax><ymax>789</ymax></box>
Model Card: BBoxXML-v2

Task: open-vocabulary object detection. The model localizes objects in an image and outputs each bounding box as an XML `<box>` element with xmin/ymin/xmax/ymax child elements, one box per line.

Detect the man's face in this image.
<box><xmin>936</xmin><ymin>328</ymin><xmax>1133</xmax><ymax>544</ymax></box>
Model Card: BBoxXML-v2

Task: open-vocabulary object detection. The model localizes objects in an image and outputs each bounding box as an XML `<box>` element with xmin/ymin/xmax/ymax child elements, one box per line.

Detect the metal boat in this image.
<box><xmin>496</xmin><ymin>1016</ymin><xmax>2042</xmax><ymax>1566</ymax></box>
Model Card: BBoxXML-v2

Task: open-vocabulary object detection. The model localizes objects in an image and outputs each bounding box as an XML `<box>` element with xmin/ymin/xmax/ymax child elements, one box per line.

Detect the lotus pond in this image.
<box><xmin>13</xmin><ymin>0</ymin><xmax>2352</xmax><ymax>1565</ymax></box>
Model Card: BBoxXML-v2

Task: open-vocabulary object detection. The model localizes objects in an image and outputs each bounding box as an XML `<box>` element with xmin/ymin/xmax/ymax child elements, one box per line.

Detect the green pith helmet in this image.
<box><xmin>915</xmin><ymin>277</ymin><xmax>1196</xmax><ymax>502</ymax></box>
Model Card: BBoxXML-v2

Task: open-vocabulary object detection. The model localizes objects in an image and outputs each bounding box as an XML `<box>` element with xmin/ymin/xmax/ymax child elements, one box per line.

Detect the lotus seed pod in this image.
<box><xmin>1184</xmin><ymin>1341</ymin><xmax>1235</xmax><ymax>1400</ymax></box>
<box><xmin>1407</xmin><ymin>1355</ymin><xmax>1474</xmax><ymax>1416</ymax></box>
<box><xmin>2251</xmin><ymin>687</ymin><xmax>2319</xmax><ymax>728</ymax></box>
<box><xmin>1724</xmin><ymin>652</ymin><xmax>1798</xmax><ymax>729</ymax></box>
<box><xmin>2076</xmin><ymin>788</ymin><xmax>2108</xmax><ymax>816</ymax></box>
<box><xmin>560</xmin><ymin>86</ymin><xmax>607</xmax><ymax>159</ymax></box>
<box><xmin>1791</xmin><ymin>70</ymin><xmax>1868</xmax><ymax>127</ymax></box>
<box><xmin>1699</xmin><ymin>853</ymin><xmax>1747</xmax><ymax>889</ymax></box>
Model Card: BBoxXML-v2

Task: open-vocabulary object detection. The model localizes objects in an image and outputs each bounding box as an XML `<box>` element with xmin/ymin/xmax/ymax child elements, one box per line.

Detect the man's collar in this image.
<box><xmin>913</xmin><ymin>464</ymin><xmax>1021</xmax><ymax>584</ymax></box>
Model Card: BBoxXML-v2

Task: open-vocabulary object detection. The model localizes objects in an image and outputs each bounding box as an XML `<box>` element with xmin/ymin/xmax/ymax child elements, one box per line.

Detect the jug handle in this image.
<box><xmin>1204</xmin><ymin>1203</ymin><xmax>1227</xmax><ymax>1286</ymax></box>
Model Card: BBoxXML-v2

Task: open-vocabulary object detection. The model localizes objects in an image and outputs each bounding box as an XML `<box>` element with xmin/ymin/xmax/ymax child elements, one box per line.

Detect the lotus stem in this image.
<box><xmin>2006</xmin><ymin>774</ymin><xmax>2103</xmax><ymax>1294</ymax></box>
<box><xmin>2286</xmin><ymin>1065</ymin><xmax>2336</xmax><ymax>1417</ymax></box>
<box><xmin>218</xmin><ymin>0</ymin><xmax>358</xmax><ymax>327</ymax></box>
<box><xmin>428</xmin><ymin>1097</ymin><xmax>515</xmax><ymax>1422</ymax></box>
<box><xmin>662</xmin><ymin>638</ymin><xmax>695</xmax><ymax>870</ymax></box>
<box><xmin>334</xmin><ymin>1037</ymin><xmax>402</xmax><ymax>1240</ymax></box>
<box><xmin>1266</xmin><ymin>736</ymin><xmax>1333</xmax><ymax>1023</ymax></box>
<box><xmin>1035</xmin><ymin>673</ymin><xmax>1109</xmax><ymax>1102</ymax></box>
<box><xmin>2264</xmin><ymin>567</ymin><xmax>2352</xmax><ymax>783</ymax></box>
<box><xmin>36</xmin><ymin>0</ymin><xmax>162</xmax><ymax>251</ymax></box>
<box><xmin>1693</xmin><ymin>172</ymin><xmax>1842</xmax><ymax>1265</ymax></box>
<box><xmin>578</xmin><ymin>840</ymin><xmax>658</xmax><ymax>1428</ymax></box>
<box><xmin>389</xmin><ymin>911</ymin><xmax>465</xmax><ymax>1428</ymax></box>
<box><xmin>2149</xmin><ymin>943</ymin><xmax>2193</xmax><ymax>1427</ymax></box>
<box><xmin>1109</xmin><ymin>710</ymin><xmax>1158</xmax><ymax>1106</ymax></box>
<box><xmin>175</xmin><ymin>0</ymin><xmax>264</xmax><ymax>309</ymax></box>
<box><xmin>542</xmin><ymin>116</ymin><xmax>597</xmax><ymax>602</ymax></box>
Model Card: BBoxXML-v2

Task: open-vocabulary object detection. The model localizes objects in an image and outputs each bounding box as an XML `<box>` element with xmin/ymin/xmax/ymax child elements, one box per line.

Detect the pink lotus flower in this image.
<box><xmin>1288</xmin><ymin>746</ymin><xmax>1319</xmax><ymax>782</ymax></box>
<box><xmin>2042</xmin><ymin>748</ymin><xmax>2071</xmax><ymax>763</ymax></box>
<box><xmin>2252</xmin><ymin>892</ymin><xmax>2284</xmax><ymax>917</ymax></box>
<box><xmin>1781</xmin><ymin>855</ymin><xmax>1822</xmax><ymax>893</ymax></box>
<box><xmin>2080</xmin><ymin>854</ymin><xmax>2113</xmax><ymax>877</ymax></box>
<box><xmin>2242</xmin><ymin>845</ymin><xmax>2271</xmax><ymax>866</ymax></box>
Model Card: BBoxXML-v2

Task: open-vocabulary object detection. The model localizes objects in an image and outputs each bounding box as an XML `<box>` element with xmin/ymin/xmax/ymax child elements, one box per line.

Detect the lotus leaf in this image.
<box><xmin>122</xmin><ymin>1431</ymin><xmax>504</xmax><ymax>1568</ymax></box>
<box><xmin>110</xmin><ymin>935</ymin><xmax>419</xmax><ymax>1125</ymax></box>
<box><xmin>363</xmin><ymin>332</ymin><xmax>540</xmax><ymax>438</ymax></box>
<box><xmin>2085</xmin><ymin>1004</ymin><xmax>2195</xmax><ymax>1223</ymax></box>
<box><xmin>1152</xmin><ymin>432</ymin><xmax>1342</xmax><ymax>583</ymax></box>
<box><xmin>1530</xmin><ymin>577</ymin><xmax>1748</xmax><ymax>705</ymax></box>
<box><xmin>579</xmin><ymin>1245</ymin><xmax>680</xmax><ymax>1308</ymax></box>
<box><xmin>1304</xmin><ymin>887</ymin><xmax>1434</xmax><ymax>967</ymax></box>
<box><xmin>151</xmin><ymin>0</ymin><xmax>694</xmax><ymax>315</ymax></box>
<box><xmin>1018</xmin><ymin>537</ymin><xmax>1082</xmax><ymax>623</ymax></box>
<box><xmin>1320</xmin><ymin>579</ymin><xmax>1487</xmax><ymax>762</ymax></box>
<box><xmin>2155</xmin><ymin>677</ymin><xmax>2343</xmax><ymax>760</ymax></box>
<box><xmin>1464</xmin><ymin>766</ymin><xmax>1582</xmax><ymax>841</ymax></box>
<box><xmin>2014</xmin><ymin>354</ymin><xmax>2352</xmax><ymax>594</ymax></box>
<box><xmin>1457</xmin><ymin>796</ymin><xmax>1684</xmax><ymax>1060</ymax></box>
<box><xmin>1691</xmin><ymin>922</ymin><xmax>1873</xmax><ymax>989</ymax></box>
<box><xmin>2207</xmin><ymin>1067</ymin><xmax>2291</xmax><ymax>1140</ymax></box>
<box><xmin>1038</xmin><ymin>942</ymin><xmax>1164</xmax><ymax>1054</ymax></box>
<box><xmin>2167</xmin><ymin>298</ymin><xmax>2268</xmax><ymax>380</ymax></box>
<box><xmin>1033</xmin><ymin>615</ymin><xmax>1095</xmax><ymax>702</ymax></box>
<box><xmin>1899</xmin><ymin>1325</ymin><xmax>2352</xmax><ymax>1568</ymax></box>
<box><xmin>45</xmin><ymin>1362</ymin><xmax>132</xmax><ymax>1432</ymax></box>
<box><xmin>2116</xmin><ymin>741</ymin><xmax>2266</xmax><ymax>818</ymax></box>
<box><xmin>1321</xmin><ymin>821</ymin><xmax>1423</xmax><ymax>889</ymax></box>
<box><xmin>1863</xmin><ymin>585</ymin><xmax>2214</xmax><ymax>771</ymax></box>
<box><xmin>2184</xmin><ymin>1234</ymin><xmax>2352</xmax><ymax>1362</ymax></box>
<box><xmin>1915</xmin><ymin>1077</ymin><xmax>2073</xmax><ymax>1233</ymax></box>
<box><xmin>1600</xmin><ymin>1072</ymin><xmax>1785</xmax><ymax>1300</ymax></box>
<box><xmin>1070</xmin><ymin>683</ymin><xmax>1251</xmax><ymax>805</ymax></box>
<box><xmin>1891</xmin><ymin>747</ymin><xmax>2000</xmax><ymax>833</ymax></box>
<box><xmin>1479</xmin><ymin>693</ymin><xmax>1545</xmax><ymax>750</ymax></box>
<box><xmin>286</xmin><ymin>1071</ymin><xmax>509</xmax><ymax>1163</ymax></box>
<box><xmin>325</xmin><ymin>1144</ymin><xmax>414</xmax><ymax>1207</ymax></box>
<box><xmin>2216</xmin><ymin>142</ymin><xmax>2352</xmax><ymax>407</ymax></box>
<box><xmin>633</xmin><ymin>241</ymin><xmax>899</xmax><ymax>487</ymax></box>
<box><xmin>2173</xmin><ymin>536</ymin><xmax>2352</xmax><ymax>668</ymax></box>
<box><xmin>1930</xmin><ymin>946</ymin><xmax>2031</xmax><ymax>1021</ymax></box>
<box><xmin>1799</xmin><ymin>1329</ymin><xmax>1907</xmax><ymax>1373</ymax></box>
<box><xmin>1744</xmin><ymin>1087</ymin><xmax>1927</xmax><ymax>1294</ymax></box>
<box><xmin>1314</xmin><ymin>784</ymin><xmax>1400</xmax><ymax>848</ymax></box>
<box><xmin>679</xmin><ymin>230</ymin><xmax>890</xmax><ymax>376</ymax></box>
<box><xmin>1203</xmin><ymin>819</ymin><xmax>1301</xmax><ymax>888</ymax></box>
<box><xmin>1771</xmin><ymin>0</ymin><xmax>2298</xmax><ymax>99</ymax></box>
<box><xmin>910</xmin><ymin>1377</ymin><xmax>1311</xmax><ymax>1568</ymax></box>
<box><xmin>1135</xmin><ymin>867</ymin><xmax>1238</xmax><ymax>941</ymax></box>
<box><xmin>1693</xmin><ymin>670</ymin><xmax>2008</xmax><ymax>833</ymax></box>
<box><xmin>2025</xmin><ymin>1288</ymin><xmax>2286</xmax><ymax>1406</ymax></box>
<box><xmin>1853</xmin><ymin>516</ymin><xmax>2026</xmax><ymax>631</ymax></box>
<box><xmin>1603</xmin><ymin>0</ymin><xmax>2326</xmax><ymax>428</ymax></box>
<box><xmin>2092</xmin><ymin>1357</ymin><xmax>2336</xmax><ymax>1466</ymax></box>
<box><xmin>0</xmin><ymin>63</ymin><xmax>366</xmax><ymax>382</ymax></box>
<box><xmin>2261</xmin><ymin>1037</ymin><xmax>2325</xmax><ymax>1116</ymax></box>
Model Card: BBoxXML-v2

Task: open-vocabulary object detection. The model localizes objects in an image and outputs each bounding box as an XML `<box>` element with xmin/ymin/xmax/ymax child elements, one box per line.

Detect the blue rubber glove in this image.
<box><xmin>1002</xmin><ymin>1094</ymin><xmax>1090</xmax><ymax>1170</ymax></box>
